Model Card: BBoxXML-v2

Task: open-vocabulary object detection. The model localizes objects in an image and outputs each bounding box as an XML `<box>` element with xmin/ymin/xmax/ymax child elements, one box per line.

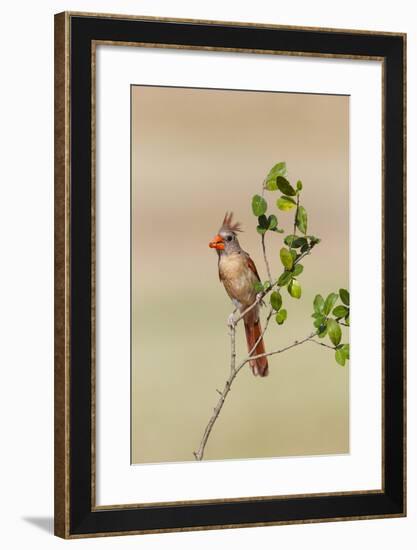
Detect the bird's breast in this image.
<box><xmin>219</xmin><ymin>253</ymin><xmax>257</xmax><ymax>307</ymax></box>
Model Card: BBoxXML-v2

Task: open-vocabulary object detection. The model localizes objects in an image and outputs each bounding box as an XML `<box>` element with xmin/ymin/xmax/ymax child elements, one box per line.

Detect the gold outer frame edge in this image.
<box><xmin>54</xmin><ymin>11</ymin><xmax>71</xmax><ymax>539</ymax></box>
<box><xmin>402</xmin><ymin>32</ymin><xmax>407</xmax><ymax>518</ymax></box>
<box><xmin>54</xmin><ymin>11</ymin><xmax>407</xmax><ymax>538</ymax></box>
<box><xmin>65</xmin><ymin>10</ymin><xmax>407</xmax><ymax>38</ymax></box>
<box><xmin>66</xmin><ymin>512</ymin><xmax>406</xmax><ymax>540</ymax></box>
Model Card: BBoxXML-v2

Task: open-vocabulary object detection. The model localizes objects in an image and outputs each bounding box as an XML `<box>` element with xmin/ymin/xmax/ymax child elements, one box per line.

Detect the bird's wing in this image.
<box><xmin>245</xmin><ymin>254</ymin><xmax>261</xmax><ymax>282</ymax></box>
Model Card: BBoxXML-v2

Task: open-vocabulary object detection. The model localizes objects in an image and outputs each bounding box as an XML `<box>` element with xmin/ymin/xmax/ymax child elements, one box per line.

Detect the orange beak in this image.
<box><xmin>209</xmin><ymin>234</ymin><xmax>225</xmax><ymax>250</ymax></box>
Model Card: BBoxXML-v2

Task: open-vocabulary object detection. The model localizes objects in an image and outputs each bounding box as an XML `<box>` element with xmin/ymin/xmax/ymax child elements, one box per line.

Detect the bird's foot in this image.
<box><xmin>227</xmin><ymin>312</ymin><xmax>236</xmax><ymax>327</ymax></box>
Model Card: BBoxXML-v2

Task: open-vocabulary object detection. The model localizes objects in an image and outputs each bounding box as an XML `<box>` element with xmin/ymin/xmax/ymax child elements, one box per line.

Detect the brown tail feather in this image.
<box><xmin>243</xmin><ymin>312</ymin><xmax>269</xmax><ymax>377</ymax></box>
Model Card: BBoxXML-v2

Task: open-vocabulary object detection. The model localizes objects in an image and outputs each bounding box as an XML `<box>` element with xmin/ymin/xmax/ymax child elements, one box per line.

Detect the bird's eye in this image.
<box><xmin>226</xmin><ymin>235</ymin><xmax>233</xmax><ymax>242</ymax></box>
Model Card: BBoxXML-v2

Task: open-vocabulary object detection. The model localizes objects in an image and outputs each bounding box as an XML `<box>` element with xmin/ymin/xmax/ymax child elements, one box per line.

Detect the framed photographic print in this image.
<box><xmin>54</xmin><ymin>12</ymin><xmax>406</xmax><ymax>538</ymax></box>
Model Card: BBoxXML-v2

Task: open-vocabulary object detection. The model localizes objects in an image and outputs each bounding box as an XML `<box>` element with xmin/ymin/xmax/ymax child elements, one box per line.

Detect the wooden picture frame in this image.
<box><xmin>54</xmin><ymin>11</ymin><xmax>406</xmax><ymax>538</ymax></box>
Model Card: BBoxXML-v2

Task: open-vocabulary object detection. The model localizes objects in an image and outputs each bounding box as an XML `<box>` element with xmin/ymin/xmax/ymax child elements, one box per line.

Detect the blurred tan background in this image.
<box><xmin>131</xmin><ymin>85</ymin><xmax>349</xmax><ymax>464</ymax></box>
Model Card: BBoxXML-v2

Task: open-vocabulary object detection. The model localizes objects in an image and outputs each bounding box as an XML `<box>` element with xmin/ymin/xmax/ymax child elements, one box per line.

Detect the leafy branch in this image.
<box><xmin>193</xmin><ymin>162</ymin><xmax>349</xmax><ymax>460</ymax></box>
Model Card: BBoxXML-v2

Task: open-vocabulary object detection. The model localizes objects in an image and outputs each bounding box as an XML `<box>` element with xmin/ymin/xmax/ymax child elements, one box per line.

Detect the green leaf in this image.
<box><xmin>275</xmin><ymin>309</ymin><xmax>287</xmax><ymax>325</ymax></box>
<box><xmin>253</xmin><ymin>281</ymin><xmax>264</xmax><ymax>293</ymax></box>
<box><xmin>270</xmin><ymin>291</ymin><xmax>282</xmax><ymax>311</ymax></box>
<box><xmin>292</xmin><ymin>237</ymin><xmax>308</xmax><ymax>248</ymax></box>
<box><xmin>318</xmin><ymin>322</ymin><xmax>328</xmax><ymax>338</ymax></box>
<box><xmin>345</xmin><ymin>314</ymin><xmax>350</xmax><ymax>326</ymax></box>
<box><xmin>292</xmin><ymin>264</ymin><xmax>304</xmax><ymax>276</ymax></box>
<box><xmin>277</xmin><ymin>196</ymin><xmax>296</xmax><ymax>211</ymax></box>
<box><xmin>267</xmin><ymin>214</ymin><xmax>278</xmax><ymax>230</ymax></box>
<box><xmin>300</xmin><ymin>243</ymin><xmax>310</xmax><ymax>253</ymax></box>
<box><xmin>296</xmin><ymin>205</ymin><xmax>308</xmax><ymax>234</ymax></box>
<box><xmin>335</xmin><ymin>348</ymin><xmax>346</xmax><ymax>366</ymax></box>
<box><xmin>288</xmin><ymin>279</ymin><xmax>301</xmax><ymax>299</ymax></box>
<box><xmin>276</xmin><ymin>176</ymin><xmax>296</xmax><ymax>196</ymax></box>
<box><xmin>280</xmin><ymin>247</ymin><xmax>293</xmax><ymax>270</ymax></box>
<box><xmin>264</xmin><ymin>162</ymin><xmax>287</xmax><ymax>190</ymax></box>
<box><xmin>296</xmin><ymin>180</ymin><xmax>303</xmax><ymax>191</ymax></box>
<box><xmin>256</xmin><ymin>226</ymin><xmax>267</xmax><ymax>235</ymax></box>
<box><xmin>327</xmin><ymin>319</ymin><xmax>342</xmax><ymax>346</ymax></box>
<box><xmin>323</xmin><ymin>292</ymin><xmax>339</xmax><ymax>315</ymax></box>
<box><xmin>309</xmin><ymin>235</ymin><xmax>321</xmax><ymax>246</ymax></box>
<box><xmin>278</xmin><ymin>271</ymin><xmax>292</xmax><ymax>287</ymax></box>
<box><xmin>313</xmin><ymin>315</ymin><xmax>326</xmax><ymax>329</ymax></box>
<box><xmin>335</xmin><ymin>344</ymin><xmax>349</xmax><ymax>365</ymax></box>
<box><xmin>313</xmin><ymin>294</ymin><xmax>325</xmax><ymax>314</ymax></box>
<box><xmin>252</xmin><ymin>194</ymin><xmax>267</xmax><ymax>216</ymax></box>
<box><xmin>290</xmin><ymin>249</ymin><xmax>297</xmax><ymax>262</ymax></box>
<box><xmin>339</xmin><ymin>288</ymin><xmax>350</xmax><ymax>306</ymax></box>
<box><xmin>332</xmin><ymin>305</ymin><xmax>349</xmax><ymax>318</ymax></box>
<box><xmin>258</xmin><ymin>214</ymin><xmax>269</xmax><ymax>228</ymax></box>
<box><xmin>284</xmin><ymin>234</ymin><xmax>297</xmax><ymax>246</ymax></box>
<box><xmin>263</xmin><ymin>281</ymin><xmax>272</xmax><ymax>291</ymax></box>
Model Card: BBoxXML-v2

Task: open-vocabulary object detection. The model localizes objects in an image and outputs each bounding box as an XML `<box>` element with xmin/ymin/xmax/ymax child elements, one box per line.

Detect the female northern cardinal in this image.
<box><xmin>209</xmin><ymin>213</ymin><xmax>268</xmax><ymax>377</ymax></box>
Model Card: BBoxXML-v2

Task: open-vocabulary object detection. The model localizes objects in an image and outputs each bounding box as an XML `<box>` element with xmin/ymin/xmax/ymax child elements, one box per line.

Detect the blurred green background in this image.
<box><xmin>131</xmin><ymin>86</ymin><xmax>349</xmax><ymax>463</ymax></box>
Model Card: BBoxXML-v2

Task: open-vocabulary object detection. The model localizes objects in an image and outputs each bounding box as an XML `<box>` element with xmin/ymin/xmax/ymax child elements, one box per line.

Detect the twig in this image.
<box><xmin>193</xmin><ymin>366</ymin><xmax>234</xmax><ymax>461</ymax></box>
<box><xmin>194</xmin><ymin>321</ymin><xmax>237</xmax><ymax>461</ymax></box>
<box><xmin>261</xmin><ymin>233</ymin><xmax>273</xmax><ymax>284</ymax></box>
<box><xmin>292</xmin><ymin>193</ymin><xmax>300</xmax><ymax>244</ymax></box>
<box><xmin>294</xmin><ymin>248</ymin><xmax>311</xmax><ymax>265</ymax></box>
<box><xmin>237</xmin><ymin>332</ymin><xmax>317</xmax><ymax>370</ymax></box>
<box><xmin>309</xmin><ymin>339</ymin><xmax>335</xmax><ymax>351</ymax></box>
<box><xmin>229</xmin><ymin>322</ymin><xmax>236</xmax><ymax>373</ymax></box>
<box><xmin>233</xmin><ymin>286</ymin><xmax>275</xmax><ymax>325</ymax></box>
<box><xmin>193</xmin><ymin>331</ymin><xmax>317</xmax><ymax>461</ymax></box>
<box><xmin>247</xmin><ymin>307</ymin><xmax>274</xmax><ymax>360</ymax></box>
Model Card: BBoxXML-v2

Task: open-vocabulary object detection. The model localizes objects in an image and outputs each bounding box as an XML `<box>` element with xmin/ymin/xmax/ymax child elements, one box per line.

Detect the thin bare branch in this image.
<box><xmin>261</xmin><ymin>233</ymin><xmax>273</xmax><ymax>284</ymax></box>
<box><xmin>309</xmin><ymin>339</ymin><xmax>335</xmax><ymax>351</ymax></box>
<box><xmin>233</xmin><ymin>287</ymin><xmax>274</xmax><ymax>325</ymax></box>
<box><xmin>194</xmin><ymin>321</ymin><xmax>237</xmax><ymax>461</ymax></box>
<box><xmin>294</xmin><ymin>248</ymin><xmax>311</xmax><ymax>265</ymax></box>
<box><xmin>292</xmin><ymin>193</ymin><xmax>300</xmax><ymax>241</ymax></box>
<box><xmin>236</xmin><ymin>332</ymin><xmax>317</xmax><ymax>371</ymax></box>
<box><xmin>229</xmin><ymin>323</ymin><xmax>236</xmax><ymax>373</ymax></box>
<box><xmin>193</xmin><ymin>330</ymin><xmax>317</xmax><ymax>461</ymax></box>
<box><xmin>244</xmin><ymin>306</ymin><xmax>274</xmax><ymax>368</ymax></box>
<box><xmin>249</xmin><ymin>307</ymin><xmax>274</xmax><ymax>358</ymax></box>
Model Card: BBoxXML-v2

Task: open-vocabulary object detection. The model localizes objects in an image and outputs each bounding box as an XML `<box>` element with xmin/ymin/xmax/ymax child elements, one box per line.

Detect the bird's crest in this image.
<box><xmin>220</xmin><ymin>212</ymin><xmax>242</xmax><ymax>234</ymax></box>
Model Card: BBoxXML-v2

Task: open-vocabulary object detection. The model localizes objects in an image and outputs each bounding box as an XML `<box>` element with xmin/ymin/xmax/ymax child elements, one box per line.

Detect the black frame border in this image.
<box><xmin>54</xmin><ymin>12</ymin><xmax>406</xmax><ymax>538</ymax></box>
